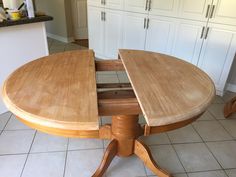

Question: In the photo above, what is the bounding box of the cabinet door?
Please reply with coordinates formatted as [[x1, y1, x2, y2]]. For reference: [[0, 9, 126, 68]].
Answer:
[[179, 0, 213, 21], [122, 12, 147, 50], [145, 15, 176, 55], [171, 20, 205, 65], [198, 24, 236, 93], [87, 0, 102, 7], [124, 0, 149, 14], [105, 0, 124, 10], [104, 10, 123, 58], [149, 0, 180, 17], [210, 0, 236, 26], [88, 6, 104, 57]]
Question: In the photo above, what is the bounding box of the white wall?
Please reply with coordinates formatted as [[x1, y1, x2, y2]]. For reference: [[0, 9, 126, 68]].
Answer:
[[35, 0, 74, 42]]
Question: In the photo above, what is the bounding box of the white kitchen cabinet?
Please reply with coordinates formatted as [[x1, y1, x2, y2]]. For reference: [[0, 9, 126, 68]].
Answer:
[[145, 15, 176, 55], [178, 0, 213, 21], [106, 0, 124, 10], [87, 0, 103, 7], [210, 0, 236, 26], [88, 6, 123, 58], [171, 20, 205, 65], [149, 0, 180, 17], [104, 9, 123, 58], [88, 6, 104, 57], [122, 12, 147, 50], [124, 0, 149, 14], [198, 24, 236, 94]]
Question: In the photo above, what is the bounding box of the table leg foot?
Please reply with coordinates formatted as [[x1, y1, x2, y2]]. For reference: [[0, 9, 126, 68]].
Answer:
[[92, 139, 118, 177], [224, 97, 236, 118], [134, 140, 172, 177]]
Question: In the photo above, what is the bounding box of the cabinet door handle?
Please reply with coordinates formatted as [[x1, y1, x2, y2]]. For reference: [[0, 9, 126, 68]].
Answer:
[[145, 0, 149, 11], [144, 18, 147, 29], [205, 5, 210, 18], [104, 12, 106, 21], [147, 18, 150, 29], [205, 27, 210, 39], [104, 0, 106, 5], [101, 11, 103, 21], [200, 26, 205, 39], [148, 0, 151, 11], [101, 0, 103, 5], [210, 5, 215, 18]]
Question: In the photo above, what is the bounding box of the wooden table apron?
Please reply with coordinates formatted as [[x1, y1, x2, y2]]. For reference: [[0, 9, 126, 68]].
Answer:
[[2, 50, 215, 177]]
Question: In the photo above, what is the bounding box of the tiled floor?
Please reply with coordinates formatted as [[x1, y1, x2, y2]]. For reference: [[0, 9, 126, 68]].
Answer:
[[1, 38, 236, 177]]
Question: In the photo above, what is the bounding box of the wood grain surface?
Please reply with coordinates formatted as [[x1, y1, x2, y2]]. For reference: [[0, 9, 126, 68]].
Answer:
[[2, 50, 99, 130], [119, 50, 215, 126]]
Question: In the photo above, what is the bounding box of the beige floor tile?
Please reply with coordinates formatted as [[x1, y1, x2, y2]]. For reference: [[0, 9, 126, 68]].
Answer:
[[148, 173, 187, 177], [174, 143, 221, 172], [97, 74, 119, 83], [5, 115, 32, 130], [225, 169, 236, 177], [206, 141, 236, 169], [68, 138, 103, 150], [168, 125, 202, 143], [0, 154, 27, 177], [146, 145, 185, 175], [193, 121, 233, 141], [22, 152, 66, 177], [188, 170, 227, 177], [223, 92, 236, 102], [139, 133, 170, 145], [213, 96, 224, 104], [0, 112, 11, 130], [208, 104, 236, 120], [65, 149, 104, 177], [106, 156, 146, 177], [31, 132, 68, 153], [197, 111, 215, 121], [219, 119, 236, 139], [0, 130, 35, 155]]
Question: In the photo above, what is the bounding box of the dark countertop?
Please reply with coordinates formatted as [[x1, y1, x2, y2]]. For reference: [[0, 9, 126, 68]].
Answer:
[[0, 15, 53, 28]]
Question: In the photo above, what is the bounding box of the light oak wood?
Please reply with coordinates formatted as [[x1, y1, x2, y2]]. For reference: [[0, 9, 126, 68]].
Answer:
[[95, 60, 125, 71], [134, 140, 172, 177], [224, 96, 236, 118], [92, 139, 118, 177], [2, 50, 99, 131], [119, 49, 215, 127]]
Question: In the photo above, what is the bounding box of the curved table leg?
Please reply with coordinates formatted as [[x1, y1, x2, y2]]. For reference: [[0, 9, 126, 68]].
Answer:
[[92, 139, 118, 177], [134, 140, 172, 177], [224, 96, 236, 118]]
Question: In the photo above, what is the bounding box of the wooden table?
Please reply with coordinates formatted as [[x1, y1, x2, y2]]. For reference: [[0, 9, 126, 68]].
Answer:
[[2, 50, 215, 177]]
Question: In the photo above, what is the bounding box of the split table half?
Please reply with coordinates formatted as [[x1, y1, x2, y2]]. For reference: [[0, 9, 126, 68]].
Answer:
[[2, 50, 215, 177]]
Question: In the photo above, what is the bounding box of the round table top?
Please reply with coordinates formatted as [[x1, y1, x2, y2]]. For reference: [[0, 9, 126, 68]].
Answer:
[[2, 50, 216, 134]]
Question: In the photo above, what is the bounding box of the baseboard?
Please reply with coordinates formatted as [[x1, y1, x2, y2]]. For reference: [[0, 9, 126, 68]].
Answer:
[[226, 83, 236, 93], [47, 33, 74, 43]]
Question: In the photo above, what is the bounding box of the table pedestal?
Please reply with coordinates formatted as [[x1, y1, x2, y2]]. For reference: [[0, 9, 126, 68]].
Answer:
[[92, 115, 172, 177]]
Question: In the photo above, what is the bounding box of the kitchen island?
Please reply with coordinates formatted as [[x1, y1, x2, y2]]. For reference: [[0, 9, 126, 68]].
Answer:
[[0, 15, 52, 114]]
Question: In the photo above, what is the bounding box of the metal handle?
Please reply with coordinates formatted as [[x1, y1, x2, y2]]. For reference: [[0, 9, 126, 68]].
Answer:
[[104, 0, 106, 5], [101, 11, 103, 21], [205, 5, 210, 18], [210, 5, 215, 18], [101, 0, 103, 5], [205, 27, 210, 39], [147, 18, 150, 29], [145, 0, 148, 11], [144, 18, 147, 29], [104, 12, 106, 21], [148, 0, 151, 11], [200, 26, 205, 39]]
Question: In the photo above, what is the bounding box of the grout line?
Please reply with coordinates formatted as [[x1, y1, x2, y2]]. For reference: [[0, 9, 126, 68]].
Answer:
[[62, 138, 69, 177], [20, 130, 37, 177], [166, 133, 189, 177], [0, 113, 13, 136]]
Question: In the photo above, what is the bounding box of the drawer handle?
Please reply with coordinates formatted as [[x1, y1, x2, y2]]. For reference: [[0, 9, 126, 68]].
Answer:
[[200, 26, 205, 39], [205, 27, 210, 39], [144, 18, 147, 29], [145, 0, 149, 11], [210, 5, 215, 18]]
